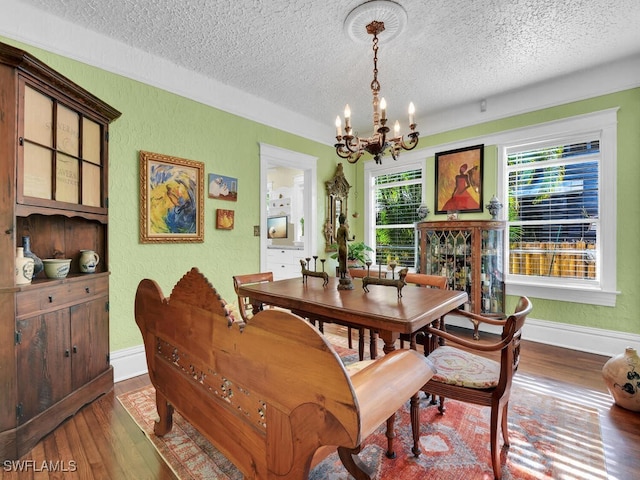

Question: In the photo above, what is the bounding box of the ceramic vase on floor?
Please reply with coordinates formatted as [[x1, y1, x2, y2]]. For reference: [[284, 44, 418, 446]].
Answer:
[[602, 346, 640, 412]]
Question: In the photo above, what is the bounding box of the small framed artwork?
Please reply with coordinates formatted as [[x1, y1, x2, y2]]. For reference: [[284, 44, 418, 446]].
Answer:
[[435, 144, 484, 214], [216, 209, 235, 230], [208, 173, 238, 201], [266, 215, 288, 239], [139, 151, 204, 243]]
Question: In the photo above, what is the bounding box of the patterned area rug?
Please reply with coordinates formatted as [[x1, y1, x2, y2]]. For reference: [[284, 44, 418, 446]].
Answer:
[[118, 338, 608, 479]]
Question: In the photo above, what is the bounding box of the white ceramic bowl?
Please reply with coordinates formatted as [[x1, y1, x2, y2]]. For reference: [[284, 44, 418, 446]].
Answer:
[[42, 259, 71, 279]]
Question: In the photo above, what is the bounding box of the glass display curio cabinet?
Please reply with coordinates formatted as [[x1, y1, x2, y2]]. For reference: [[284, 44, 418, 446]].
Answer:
[[416, 220, 506, 338]]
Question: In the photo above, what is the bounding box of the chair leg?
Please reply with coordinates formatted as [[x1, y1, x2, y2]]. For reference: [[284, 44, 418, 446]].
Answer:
[[410, 393, 421, 456], [385, 414, 396, 459], [490, 402, 507, 480], [501, 401, 510, 447], [369, 329, 378, 359], [358, 327, 365, 361]]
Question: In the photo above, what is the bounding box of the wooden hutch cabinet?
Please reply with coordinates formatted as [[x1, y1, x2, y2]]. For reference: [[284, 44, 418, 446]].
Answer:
[[0, 42, 121, 460], [416, 220, 506, 337]]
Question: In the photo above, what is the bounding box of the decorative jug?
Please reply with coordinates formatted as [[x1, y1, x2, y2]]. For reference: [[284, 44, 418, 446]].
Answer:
[[602, 346, 640, 411], [22, 235, 43, 279], [79, 250, 100, 273], [15, 247, 35, 285]]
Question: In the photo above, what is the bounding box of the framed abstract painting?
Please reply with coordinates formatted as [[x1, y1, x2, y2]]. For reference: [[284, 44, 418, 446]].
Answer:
[[435, 144, 484, 214], [139, 150, 204, 243]]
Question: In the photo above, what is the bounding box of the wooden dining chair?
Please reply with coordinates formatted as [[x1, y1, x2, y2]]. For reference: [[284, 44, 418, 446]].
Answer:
[[232, 272, 275, 322], [400, 273, 449, 350], [423, 296, 532, 480]]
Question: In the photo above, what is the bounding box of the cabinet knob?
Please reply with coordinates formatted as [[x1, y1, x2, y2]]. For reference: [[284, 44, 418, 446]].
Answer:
[[65, 349, 70, 357], [73, 345, 78, 354], [85, 287, 91, 294], [48, 295, 54, 303]]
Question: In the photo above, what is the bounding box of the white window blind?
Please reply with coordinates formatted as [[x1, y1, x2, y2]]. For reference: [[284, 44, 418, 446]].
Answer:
[[506, 138, 600, 283], [371, 167, 423, 268]]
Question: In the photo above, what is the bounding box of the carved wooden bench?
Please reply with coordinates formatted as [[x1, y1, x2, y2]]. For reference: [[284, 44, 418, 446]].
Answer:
[[135, 268, 435, 480]]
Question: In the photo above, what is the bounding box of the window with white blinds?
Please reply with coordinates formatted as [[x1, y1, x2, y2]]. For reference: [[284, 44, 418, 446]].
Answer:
[[497, 109, 617, 306], [507, 139, 600, 283], [368, 164, 424, 268]]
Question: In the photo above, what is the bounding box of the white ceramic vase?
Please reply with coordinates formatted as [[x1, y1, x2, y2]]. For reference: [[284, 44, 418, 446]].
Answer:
[[15, 247, 34, 285], [602, 346, 640, 412]]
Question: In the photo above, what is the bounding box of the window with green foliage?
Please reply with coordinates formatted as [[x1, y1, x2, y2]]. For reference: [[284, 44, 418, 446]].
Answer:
[[507, 139, 600, 282], [365, 161, 424, 269], [497, 108, 617, 306]]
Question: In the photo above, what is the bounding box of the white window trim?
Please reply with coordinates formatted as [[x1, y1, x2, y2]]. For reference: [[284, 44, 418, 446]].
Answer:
[[362, 108, 618, 306], [364, 149, 427, 268], [497, 108, 619, 306]]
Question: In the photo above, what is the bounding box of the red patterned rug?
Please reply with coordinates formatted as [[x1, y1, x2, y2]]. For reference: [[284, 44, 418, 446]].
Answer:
[[118, 344, 608, 479]]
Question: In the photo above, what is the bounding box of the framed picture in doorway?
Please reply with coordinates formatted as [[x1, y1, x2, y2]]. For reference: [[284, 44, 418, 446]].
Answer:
[[435, 144, 484, 214], [139, 150, 204, 243]]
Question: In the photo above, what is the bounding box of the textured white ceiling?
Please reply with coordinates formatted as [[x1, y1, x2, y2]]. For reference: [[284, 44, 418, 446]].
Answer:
[[17, 0, 640, 135]]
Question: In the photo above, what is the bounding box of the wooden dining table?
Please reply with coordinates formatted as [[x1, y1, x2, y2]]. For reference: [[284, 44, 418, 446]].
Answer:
[[237, 275, 468, 458]]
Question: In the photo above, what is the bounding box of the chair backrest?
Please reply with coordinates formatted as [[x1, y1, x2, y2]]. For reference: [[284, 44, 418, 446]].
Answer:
[[502, 297, 533, 374], [498, 296, 532, 392], [348, 268, 389, 279], [232, 272, 274, 321], [404, 273, 448, 290]]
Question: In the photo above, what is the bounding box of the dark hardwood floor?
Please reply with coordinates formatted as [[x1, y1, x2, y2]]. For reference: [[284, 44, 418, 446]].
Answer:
[[3, 325, 639, 479]]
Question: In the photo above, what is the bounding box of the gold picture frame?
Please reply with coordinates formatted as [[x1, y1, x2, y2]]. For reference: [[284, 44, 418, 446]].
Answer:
[[139, 150, 204, 243]]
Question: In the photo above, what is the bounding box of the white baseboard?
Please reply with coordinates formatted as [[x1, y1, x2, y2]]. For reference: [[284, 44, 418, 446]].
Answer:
[[110, 344, 148, 383], [110, 318, 640, 382], [445, 314, 640, 357]]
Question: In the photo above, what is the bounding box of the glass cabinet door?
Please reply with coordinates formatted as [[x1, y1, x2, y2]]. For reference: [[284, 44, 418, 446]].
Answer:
[[423, 229, 472, 294], [21, 83, 104, 209], [481, 227, 505, 315]]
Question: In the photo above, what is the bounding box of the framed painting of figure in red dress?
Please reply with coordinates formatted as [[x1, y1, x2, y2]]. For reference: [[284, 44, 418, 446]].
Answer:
[[435, 144, 484, 214]]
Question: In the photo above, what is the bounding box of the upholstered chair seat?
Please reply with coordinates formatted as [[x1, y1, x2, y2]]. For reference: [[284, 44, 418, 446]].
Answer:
[[428, 345, 500, 389]]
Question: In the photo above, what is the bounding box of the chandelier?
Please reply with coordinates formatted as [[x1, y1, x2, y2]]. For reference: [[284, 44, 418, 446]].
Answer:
[[334, 20, 419, 165]]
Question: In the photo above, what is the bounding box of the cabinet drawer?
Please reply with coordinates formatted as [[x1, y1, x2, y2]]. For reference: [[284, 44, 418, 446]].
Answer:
[[16, 276, 108, 317], [267, 249, 306, 266]]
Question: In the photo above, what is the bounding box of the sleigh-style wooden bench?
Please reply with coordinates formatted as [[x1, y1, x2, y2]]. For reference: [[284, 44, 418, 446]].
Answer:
[[135, 268, 435, 479]]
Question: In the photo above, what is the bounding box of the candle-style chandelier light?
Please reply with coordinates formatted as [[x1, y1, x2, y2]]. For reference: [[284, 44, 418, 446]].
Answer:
[[334, 20, 419, 165]]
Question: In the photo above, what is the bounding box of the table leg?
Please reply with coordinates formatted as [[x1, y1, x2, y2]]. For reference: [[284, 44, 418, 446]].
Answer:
[[377, 331, 400, 457], [378, 331, 399, 356]]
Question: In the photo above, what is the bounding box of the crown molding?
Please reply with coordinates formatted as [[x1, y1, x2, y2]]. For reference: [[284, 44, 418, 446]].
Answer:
[[2, 0, 639, 145]]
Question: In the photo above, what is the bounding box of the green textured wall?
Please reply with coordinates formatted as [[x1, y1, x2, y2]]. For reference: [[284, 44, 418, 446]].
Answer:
[[354, 89, 640, 335], [1, 37, 338, 351], [4, 36, 639, 352]]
